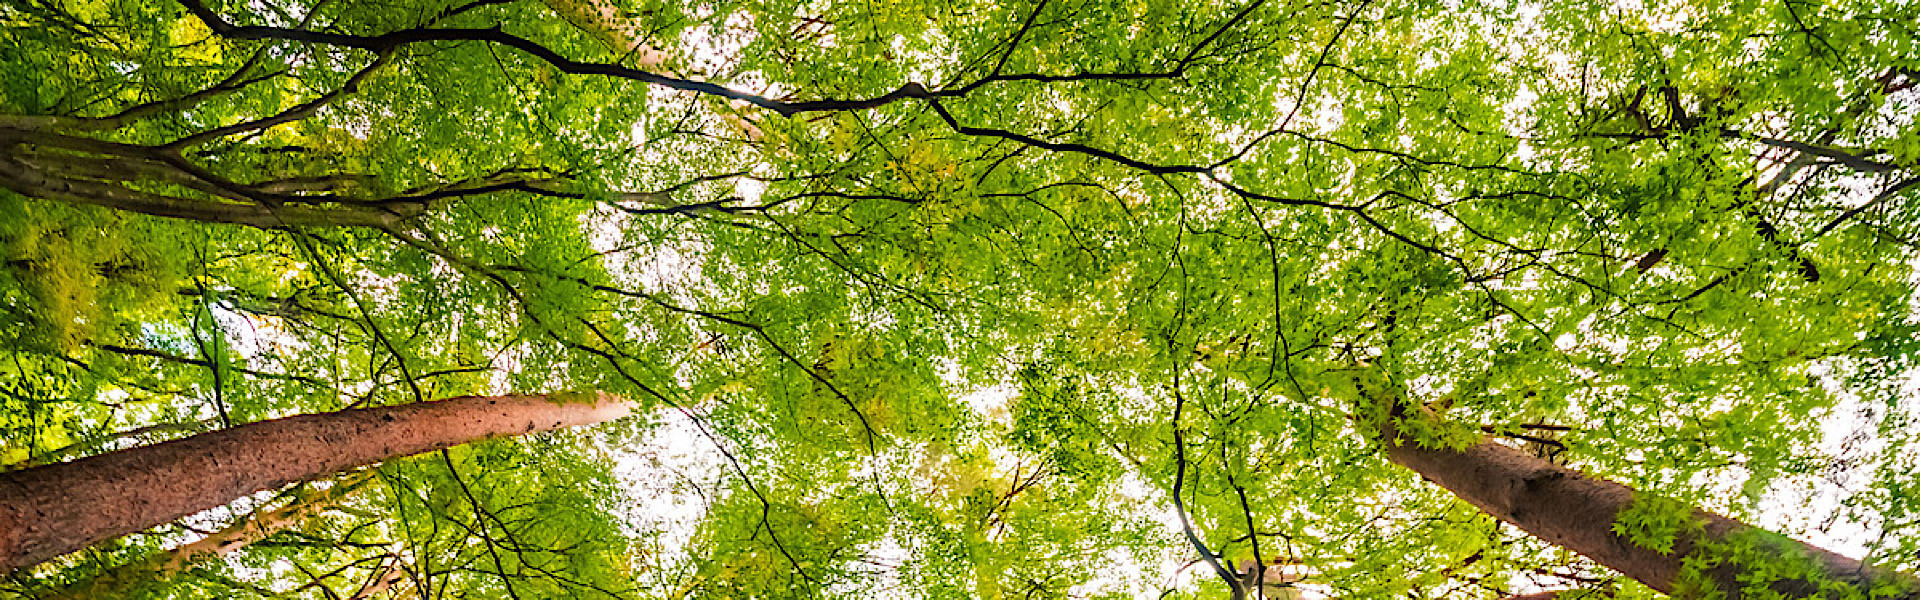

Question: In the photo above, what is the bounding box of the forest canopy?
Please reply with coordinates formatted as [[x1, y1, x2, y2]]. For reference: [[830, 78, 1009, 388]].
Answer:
[[1, 0, 1919, 598]]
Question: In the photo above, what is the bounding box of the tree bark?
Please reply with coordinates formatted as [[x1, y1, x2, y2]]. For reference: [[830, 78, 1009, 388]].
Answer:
[[43, 471, 373, 600], [1375, 408, 1920, 599], [0, 392, 632, 574]]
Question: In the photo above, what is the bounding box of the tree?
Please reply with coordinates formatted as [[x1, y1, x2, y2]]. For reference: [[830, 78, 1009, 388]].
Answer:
[[0, 392, 632, 573], [1, 0, 1917, 598], [41, 469, 375, 600], [1360, 376, 1920, 598]]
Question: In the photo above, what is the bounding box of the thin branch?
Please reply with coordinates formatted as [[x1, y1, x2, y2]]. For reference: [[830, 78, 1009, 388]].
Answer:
[[1807, 176, 1920, 241], [92, 342, 327, 386], [166, 53, 396, 149]]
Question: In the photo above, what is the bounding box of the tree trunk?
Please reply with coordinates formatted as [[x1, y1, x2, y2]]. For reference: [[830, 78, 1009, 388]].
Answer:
[[0, 392, 632, 574], [43, 471, 373, 600], [1375, 408, 1920, 599]]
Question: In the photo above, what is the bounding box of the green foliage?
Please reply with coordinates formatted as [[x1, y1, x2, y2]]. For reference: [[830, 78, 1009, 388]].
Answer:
[[1615, 494, 1703, 556], [3, 0, 1920, 597], [0, 197, 184, 352]]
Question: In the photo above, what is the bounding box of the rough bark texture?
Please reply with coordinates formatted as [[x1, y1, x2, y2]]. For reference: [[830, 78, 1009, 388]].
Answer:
[[0, 393, 632, 573], [44, 472, 373, 600], [1378, 409, 1920, 599]]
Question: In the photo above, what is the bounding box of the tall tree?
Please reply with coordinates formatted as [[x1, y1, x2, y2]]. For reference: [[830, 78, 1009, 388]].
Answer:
[[0, 392, 632, 573], [1357, 372, 1920, 598], [41, 470, 374, 600]]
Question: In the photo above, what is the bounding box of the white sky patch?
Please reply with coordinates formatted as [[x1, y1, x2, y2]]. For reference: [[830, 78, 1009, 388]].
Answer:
[[581, 207, 631, 268], [1755, 356, 1920, 560], [628, 229, 708, 293], [487, 342, 524, 395], [1553, 332, 1577, 352], [206, 303, 265, 361], [735, 177, 766, 204], [839, 534, 910, 597], [628, 118, 649, 146], [608, 409, 729, 563], [677, 10, 756, 78], [1503, 84, 1540, 162]]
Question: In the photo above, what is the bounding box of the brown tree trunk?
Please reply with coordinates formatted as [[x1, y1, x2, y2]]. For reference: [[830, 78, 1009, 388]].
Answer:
[[43, 471, 373, 600], [0, 393, 632, 574], [1376, 408, 1920, 599]]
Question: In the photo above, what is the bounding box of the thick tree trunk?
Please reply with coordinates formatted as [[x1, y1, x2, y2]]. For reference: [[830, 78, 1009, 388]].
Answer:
[[0, 393, 632, 574], [44, 471, 373, 600], [1376, 410, 1920, 599]]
